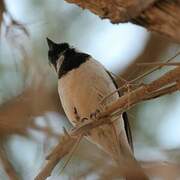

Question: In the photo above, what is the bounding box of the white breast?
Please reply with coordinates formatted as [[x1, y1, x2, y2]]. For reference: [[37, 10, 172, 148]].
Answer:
[[58, 59, 118, 121], [58, 58, 132, 159]]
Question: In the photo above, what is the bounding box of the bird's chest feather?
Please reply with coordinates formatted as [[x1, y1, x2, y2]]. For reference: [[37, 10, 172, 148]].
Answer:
[[58, 60, 119, 125], [58, 60, 130, 158]]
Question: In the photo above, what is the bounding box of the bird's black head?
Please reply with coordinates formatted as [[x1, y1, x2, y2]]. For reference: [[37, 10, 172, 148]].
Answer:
[[47, 38, 70, 71], [46, 38, 90, 78]]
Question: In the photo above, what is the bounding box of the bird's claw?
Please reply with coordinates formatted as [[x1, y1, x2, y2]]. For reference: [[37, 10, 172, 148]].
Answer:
[[81, 117, 88, 123], [90, 109, 100, 120]]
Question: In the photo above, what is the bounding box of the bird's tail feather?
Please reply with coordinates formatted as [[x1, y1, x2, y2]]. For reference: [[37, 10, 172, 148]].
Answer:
[[116, 133, 148, 180], [87, 122, 148, 179]]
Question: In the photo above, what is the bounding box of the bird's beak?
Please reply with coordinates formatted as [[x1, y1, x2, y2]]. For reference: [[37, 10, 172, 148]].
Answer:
[[46, 37, 57, 51]]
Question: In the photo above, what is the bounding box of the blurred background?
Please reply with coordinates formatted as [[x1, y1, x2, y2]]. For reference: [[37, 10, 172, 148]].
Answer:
[[0, 0, 180, 179]]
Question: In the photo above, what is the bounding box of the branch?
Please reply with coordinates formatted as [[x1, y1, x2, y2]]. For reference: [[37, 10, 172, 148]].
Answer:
[[65, 0, 180, 42], [0, 143, 19, 180], [142, 84, 178, 100], [35, 131, 77, 180], [35, 66, 180, 179], [102, 66, 180, 116], [121, 34, 174, 83]]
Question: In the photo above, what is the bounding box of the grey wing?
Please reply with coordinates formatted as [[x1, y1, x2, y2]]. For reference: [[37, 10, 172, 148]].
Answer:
[[105, 70, 133, 151]]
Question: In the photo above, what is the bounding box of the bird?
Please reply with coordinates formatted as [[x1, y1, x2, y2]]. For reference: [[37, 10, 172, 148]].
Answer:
[[46, 38, 148, 179]]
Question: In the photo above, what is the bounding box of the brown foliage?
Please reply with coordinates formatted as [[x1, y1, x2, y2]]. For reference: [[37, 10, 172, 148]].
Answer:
[[0, 83, 60, 136]]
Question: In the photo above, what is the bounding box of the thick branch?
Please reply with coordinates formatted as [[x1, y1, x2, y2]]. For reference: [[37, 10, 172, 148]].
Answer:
[[65, 0, 180, 42]]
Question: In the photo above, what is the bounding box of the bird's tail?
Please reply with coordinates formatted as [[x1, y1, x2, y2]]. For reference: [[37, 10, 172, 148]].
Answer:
[[87, 120, 148, 179], [115, 133, 148, 180]]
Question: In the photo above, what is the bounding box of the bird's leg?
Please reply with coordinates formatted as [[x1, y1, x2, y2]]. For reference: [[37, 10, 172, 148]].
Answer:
[[90, 109, 101, 120], [73, 107, 89, 123], [73, 107, 81, 122], [73, 108, 90, 135], [71, 116, 90, 135], [79, 117, 91, 136], [80, 117, 88, 123]]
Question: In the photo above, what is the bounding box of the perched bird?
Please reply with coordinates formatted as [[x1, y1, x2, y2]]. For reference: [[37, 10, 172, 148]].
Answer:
[[47, 38, 147, 179]]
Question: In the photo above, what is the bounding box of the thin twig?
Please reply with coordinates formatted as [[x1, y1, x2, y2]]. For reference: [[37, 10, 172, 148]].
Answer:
[[142, 84, 179, 100], [130, 51, 180, 84], [59, 134, 83, 173], [101, 51, 180, 105], [137, 62, 180, 66], [35, 132, 77, 180]]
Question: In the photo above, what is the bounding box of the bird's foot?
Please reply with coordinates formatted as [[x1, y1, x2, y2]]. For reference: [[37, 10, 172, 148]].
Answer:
[[80, 117, 88, 123], [90, 109, 100, 120]]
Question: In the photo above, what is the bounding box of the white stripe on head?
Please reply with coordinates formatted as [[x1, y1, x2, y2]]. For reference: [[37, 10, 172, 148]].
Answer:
[[56, 55, 64, 73]]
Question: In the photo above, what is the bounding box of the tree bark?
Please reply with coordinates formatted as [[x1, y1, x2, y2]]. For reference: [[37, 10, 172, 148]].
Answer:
[[65, 0, 180, 43]]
